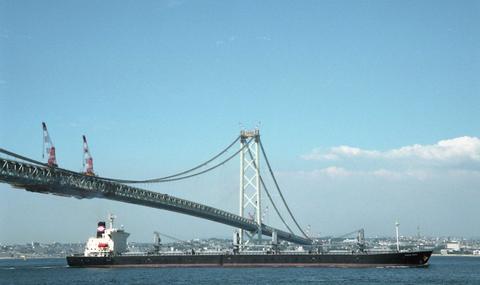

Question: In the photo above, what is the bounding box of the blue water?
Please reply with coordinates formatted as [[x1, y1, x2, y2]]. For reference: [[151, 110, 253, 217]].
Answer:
[[1, 256, 480, 285]]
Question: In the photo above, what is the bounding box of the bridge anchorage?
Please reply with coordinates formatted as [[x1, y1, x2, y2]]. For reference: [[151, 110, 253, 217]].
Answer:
[[0, 124, 312, 248]]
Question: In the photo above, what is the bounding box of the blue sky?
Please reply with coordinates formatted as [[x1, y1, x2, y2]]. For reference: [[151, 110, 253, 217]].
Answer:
[[0, 0, 479, 243]]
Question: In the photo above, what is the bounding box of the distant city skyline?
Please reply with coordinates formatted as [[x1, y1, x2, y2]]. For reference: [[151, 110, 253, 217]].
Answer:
[[1, 0, 479, 243]]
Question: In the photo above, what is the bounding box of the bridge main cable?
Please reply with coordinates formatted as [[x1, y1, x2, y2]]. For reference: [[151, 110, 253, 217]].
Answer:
[[244, 146, 295, 235], [259, 139, 311, 240], [0, 136, 241, 184], [96, 136, 241, 184], [0, 148, 50, 167]]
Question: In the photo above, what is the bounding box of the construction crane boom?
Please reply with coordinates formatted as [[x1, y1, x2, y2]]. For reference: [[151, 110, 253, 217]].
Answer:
[[42, 122, 58, 167], [82, 135, 95, 176]]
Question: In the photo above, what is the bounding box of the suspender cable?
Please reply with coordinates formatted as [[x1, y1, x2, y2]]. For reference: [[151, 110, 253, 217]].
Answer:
[[259, 139, 311, 240]]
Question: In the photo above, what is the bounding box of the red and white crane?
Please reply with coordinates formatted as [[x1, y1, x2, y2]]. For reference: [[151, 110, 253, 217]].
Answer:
[[42, 122, 58, 167], [83, 135, 95, 176]]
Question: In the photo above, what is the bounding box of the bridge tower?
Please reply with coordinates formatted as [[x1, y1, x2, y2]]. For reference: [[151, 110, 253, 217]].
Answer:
[[238, 129, 262, 248]]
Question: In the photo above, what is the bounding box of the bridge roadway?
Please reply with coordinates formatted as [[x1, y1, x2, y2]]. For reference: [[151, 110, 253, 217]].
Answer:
[[0, 157, 312, 245]]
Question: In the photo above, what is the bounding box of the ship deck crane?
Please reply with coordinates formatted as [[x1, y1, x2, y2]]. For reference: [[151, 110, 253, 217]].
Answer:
[[331, 228, 366, 252]]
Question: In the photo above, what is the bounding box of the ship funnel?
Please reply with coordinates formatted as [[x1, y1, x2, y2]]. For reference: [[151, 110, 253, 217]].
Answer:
[[97, 221, 106, 238]]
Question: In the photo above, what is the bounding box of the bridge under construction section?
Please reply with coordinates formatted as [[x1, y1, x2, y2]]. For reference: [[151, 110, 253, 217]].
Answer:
[[0, 125, 312, 246]]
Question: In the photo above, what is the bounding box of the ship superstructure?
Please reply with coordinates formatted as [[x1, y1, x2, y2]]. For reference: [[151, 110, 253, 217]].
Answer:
[[84, 214, 129, 257]]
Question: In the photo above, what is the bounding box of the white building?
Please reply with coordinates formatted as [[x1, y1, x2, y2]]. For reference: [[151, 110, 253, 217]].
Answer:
[[446, 241, 461, 252]]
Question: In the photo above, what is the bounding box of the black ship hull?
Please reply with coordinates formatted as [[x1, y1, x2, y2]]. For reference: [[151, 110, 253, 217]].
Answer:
[[67, 250, 432, 268]]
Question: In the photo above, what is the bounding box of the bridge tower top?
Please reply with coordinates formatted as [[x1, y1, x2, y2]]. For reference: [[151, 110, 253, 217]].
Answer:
[[240, 129, 259, 140]]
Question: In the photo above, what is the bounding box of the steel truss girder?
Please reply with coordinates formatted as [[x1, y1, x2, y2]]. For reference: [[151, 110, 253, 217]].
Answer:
[[0, 158, 311, 245]]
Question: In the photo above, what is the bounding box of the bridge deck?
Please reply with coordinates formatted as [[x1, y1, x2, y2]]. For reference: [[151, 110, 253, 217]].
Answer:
[[0, 158, 311, 245]]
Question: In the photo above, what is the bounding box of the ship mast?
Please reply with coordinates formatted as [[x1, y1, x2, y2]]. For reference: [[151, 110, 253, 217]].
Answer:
[[109, 213, 116, 229], [395, 221, 400, 252]]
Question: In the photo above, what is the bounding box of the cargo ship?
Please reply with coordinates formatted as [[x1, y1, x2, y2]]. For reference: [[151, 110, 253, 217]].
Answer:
[[67, 216, 432, 268]]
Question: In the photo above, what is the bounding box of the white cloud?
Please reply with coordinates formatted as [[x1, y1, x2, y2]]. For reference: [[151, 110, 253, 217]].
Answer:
[[281, 167, 436, 181], [303, 136, 480, 163], [318, 166, 352, 177], [386, 137, 480, 161], [371, 169, 402, 179], [293, 136, 480, 183], [302, 146, 381, 160], [284, 167, 352, 179]]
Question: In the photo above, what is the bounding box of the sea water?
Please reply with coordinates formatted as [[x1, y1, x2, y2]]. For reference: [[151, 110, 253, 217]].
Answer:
[[1, 256, 480, 285]]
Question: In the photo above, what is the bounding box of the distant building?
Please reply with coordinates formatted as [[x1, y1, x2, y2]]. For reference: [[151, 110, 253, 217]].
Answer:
[[446, 241, 461, 252]]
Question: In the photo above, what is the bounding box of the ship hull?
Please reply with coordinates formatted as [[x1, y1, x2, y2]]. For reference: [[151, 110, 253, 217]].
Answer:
[[67, 250, 432, 268]]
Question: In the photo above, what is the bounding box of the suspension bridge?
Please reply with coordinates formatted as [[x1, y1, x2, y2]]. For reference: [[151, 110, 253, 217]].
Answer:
[[0, 126, 312, 247]]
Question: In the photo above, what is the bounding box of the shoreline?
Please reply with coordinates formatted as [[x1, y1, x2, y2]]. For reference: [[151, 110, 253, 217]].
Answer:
[[0, 256, 65, 260], [432, 254, 480, 257]]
